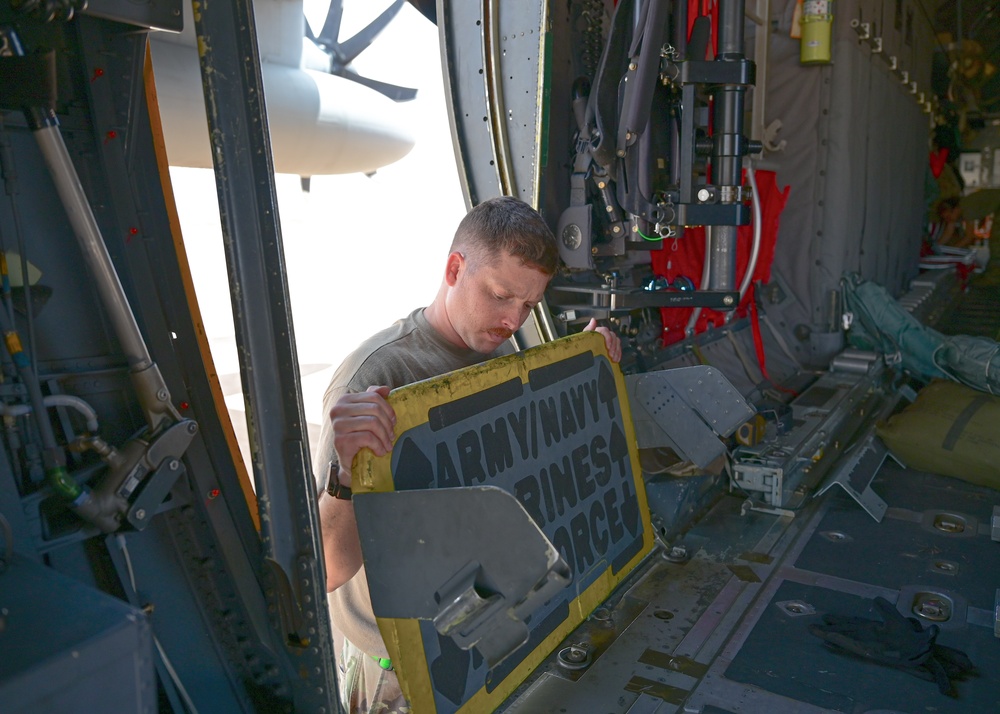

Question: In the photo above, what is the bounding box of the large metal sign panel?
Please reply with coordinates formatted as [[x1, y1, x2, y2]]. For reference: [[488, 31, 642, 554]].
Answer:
[[354, 332, 654, 712]]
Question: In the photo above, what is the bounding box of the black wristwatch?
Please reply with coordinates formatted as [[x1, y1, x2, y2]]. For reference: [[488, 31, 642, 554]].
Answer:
[[325, 461, 352, 500]]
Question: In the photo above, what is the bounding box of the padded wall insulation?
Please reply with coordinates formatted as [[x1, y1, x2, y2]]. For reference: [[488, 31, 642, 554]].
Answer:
[[764, 0, 931, 365]]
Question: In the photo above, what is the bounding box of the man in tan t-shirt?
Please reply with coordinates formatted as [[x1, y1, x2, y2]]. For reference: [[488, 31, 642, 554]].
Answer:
[[315, 197, 621, 713]]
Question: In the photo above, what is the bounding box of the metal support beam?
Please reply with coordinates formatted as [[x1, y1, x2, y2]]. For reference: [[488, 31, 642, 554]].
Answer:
[[709, 0, 748, 291], [191, 1, 339, 710]]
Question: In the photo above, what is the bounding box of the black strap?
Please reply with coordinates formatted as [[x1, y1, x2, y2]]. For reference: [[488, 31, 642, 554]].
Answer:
[[324, 461, 352, 500], [941, 394, 989, 451]]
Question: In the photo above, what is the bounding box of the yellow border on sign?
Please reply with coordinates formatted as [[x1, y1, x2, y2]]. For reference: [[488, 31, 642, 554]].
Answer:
[[356, 332, 653, 712]]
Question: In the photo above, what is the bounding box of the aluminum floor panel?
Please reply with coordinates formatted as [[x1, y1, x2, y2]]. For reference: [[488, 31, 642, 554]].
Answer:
[[504, 459, 999, 713], [723, 580, 999, 712], [795, 464, 1000, 610]]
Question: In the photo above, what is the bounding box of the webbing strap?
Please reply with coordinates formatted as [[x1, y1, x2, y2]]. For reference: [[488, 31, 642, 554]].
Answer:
[[726, 330, 762, 384], [942, 395, 989, 452], [748, 284, 797, 396]]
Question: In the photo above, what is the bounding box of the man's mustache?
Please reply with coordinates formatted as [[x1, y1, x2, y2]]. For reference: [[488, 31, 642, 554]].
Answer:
[[488, 327, 514, 339]]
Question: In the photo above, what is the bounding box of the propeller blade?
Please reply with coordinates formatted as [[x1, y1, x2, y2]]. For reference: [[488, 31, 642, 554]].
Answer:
[[338, 0, 405, 65], [337, 67, 418, 102], [317, 0, 345, 46]]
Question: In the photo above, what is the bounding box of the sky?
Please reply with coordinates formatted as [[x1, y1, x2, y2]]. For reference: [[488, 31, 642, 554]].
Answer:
[[168, 2, 466, 466]]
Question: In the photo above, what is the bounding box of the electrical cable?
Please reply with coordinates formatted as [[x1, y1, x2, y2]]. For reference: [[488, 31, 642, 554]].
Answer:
[[0, 253, 15, 328], [686, 161, 762, 336], [685, 230, 714, 334], [0, 121, 21, 372], [0, 116, 38, 379], [0, 305, 77, 499], [738, 160, 763, 302], [117, 535, 200, 714], [635, 225, 664, 242]]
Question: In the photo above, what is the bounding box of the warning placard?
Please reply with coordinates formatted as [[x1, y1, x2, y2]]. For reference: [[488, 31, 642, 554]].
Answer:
[[354, 332, 653, 712]]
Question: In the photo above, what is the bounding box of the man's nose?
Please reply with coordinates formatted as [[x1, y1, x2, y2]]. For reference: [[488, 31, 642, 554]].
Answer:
[[500, 307, 522, 330]]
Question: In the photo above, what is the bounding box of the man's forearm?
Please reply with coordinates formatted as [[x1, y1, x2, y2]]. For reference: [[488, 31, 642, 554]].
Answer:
[[319, 493, 364, 592]]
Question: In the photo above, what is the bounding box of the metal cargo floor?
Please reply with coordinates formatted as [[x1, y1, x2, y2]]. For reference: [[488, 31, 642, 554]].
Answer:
[[504, 461, 999, 713]]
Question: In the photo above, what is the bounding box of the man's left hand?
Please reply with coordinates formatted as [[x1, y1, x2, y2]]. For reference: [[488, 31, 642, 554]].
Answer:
[[583, 318, 622, 363]]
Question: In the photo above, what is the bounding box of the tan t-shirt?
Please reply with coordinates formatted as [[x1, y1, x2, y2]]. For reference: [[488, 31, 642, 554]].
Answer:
[[314, 308, 509, 657]]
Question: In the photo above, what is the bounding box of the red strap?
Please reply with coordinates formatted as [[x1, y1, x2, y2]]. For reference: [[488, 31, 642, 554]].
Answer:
[[748, 284, 797, 395], [929, 148, 949, 179]]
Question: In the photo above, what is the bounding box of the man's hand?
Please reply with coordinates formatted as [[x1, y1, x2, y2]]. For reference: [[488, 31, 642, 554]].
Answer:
[[321, 385, 395, 593], [583, 318, 623, 363], [328, 385, 396, 485]]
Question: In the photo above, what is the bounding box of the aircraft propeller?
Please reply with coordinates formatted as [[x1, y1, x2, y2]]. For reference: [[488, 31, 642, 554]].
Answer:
[[307, 0, 418, 102]]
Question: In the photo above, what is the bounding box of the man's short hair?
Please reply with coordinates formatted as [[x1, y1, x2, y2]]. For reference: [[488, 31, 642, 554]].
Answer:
[[451, 196, 559, 276]]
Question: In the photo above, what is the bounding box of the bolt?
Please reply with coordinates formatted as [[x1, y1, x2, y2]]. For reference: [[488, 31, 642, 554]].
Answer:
[[187, 422, 198, 434], [606, 205, 614, 213], [617, 149, 626, 157], [697, 188, 711, 202], [597, 181, 606, 189], [665, 544, 690, 563], [612, 225, 621, 233], [628, 63, 637, 71], [135, 509, 146, 520], [591, 607, 611, 621], [169, 460, 180, 471], [723, 295, 735, 306], [592, 247, 598, 255]]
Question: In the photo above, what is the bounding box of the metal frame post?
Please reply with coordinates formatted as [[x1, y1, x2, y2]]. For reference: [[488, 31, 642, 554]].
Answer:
[[191, 1, 339, 710]]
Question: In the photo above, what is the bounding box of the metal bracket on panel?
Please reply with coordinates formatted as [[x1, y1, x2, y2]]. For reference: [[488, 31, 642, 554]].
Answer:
[[626, 366, 755, 469], [125, 458, 186, 530], [549, 285, 741, 318], [354, 486, 572, 669], [814, 435, 899, 522], [431, 560, 530, 669]]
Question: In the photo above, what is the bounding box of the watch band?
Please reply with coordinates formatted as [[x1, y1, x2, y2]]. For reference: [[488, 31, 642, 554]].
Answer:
[[325, 461, 352, 500]]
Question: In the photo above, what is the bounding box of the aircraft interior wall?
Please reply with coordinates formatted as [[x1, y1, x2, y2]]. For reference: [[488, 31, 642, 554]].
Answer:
[[0, 11, 337, 711], [765, 0, 933, 365]]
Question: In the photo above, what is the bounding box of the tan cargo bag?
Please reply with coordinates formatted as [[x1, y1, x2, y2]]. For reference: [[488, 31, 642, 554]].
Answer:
[[876, 379, 1000, 490]]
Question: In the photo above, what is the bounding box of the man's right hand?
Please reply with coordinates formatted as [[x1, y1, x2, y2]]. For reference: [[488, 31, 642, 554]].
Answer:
[[321, 385, 395, 593], [328, 385, 396, 485]]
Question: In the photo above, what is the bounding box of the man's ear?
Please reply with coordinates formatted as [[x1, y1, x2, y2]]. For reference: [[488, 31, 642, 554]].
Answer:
[[444, 251, 464, 287]]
